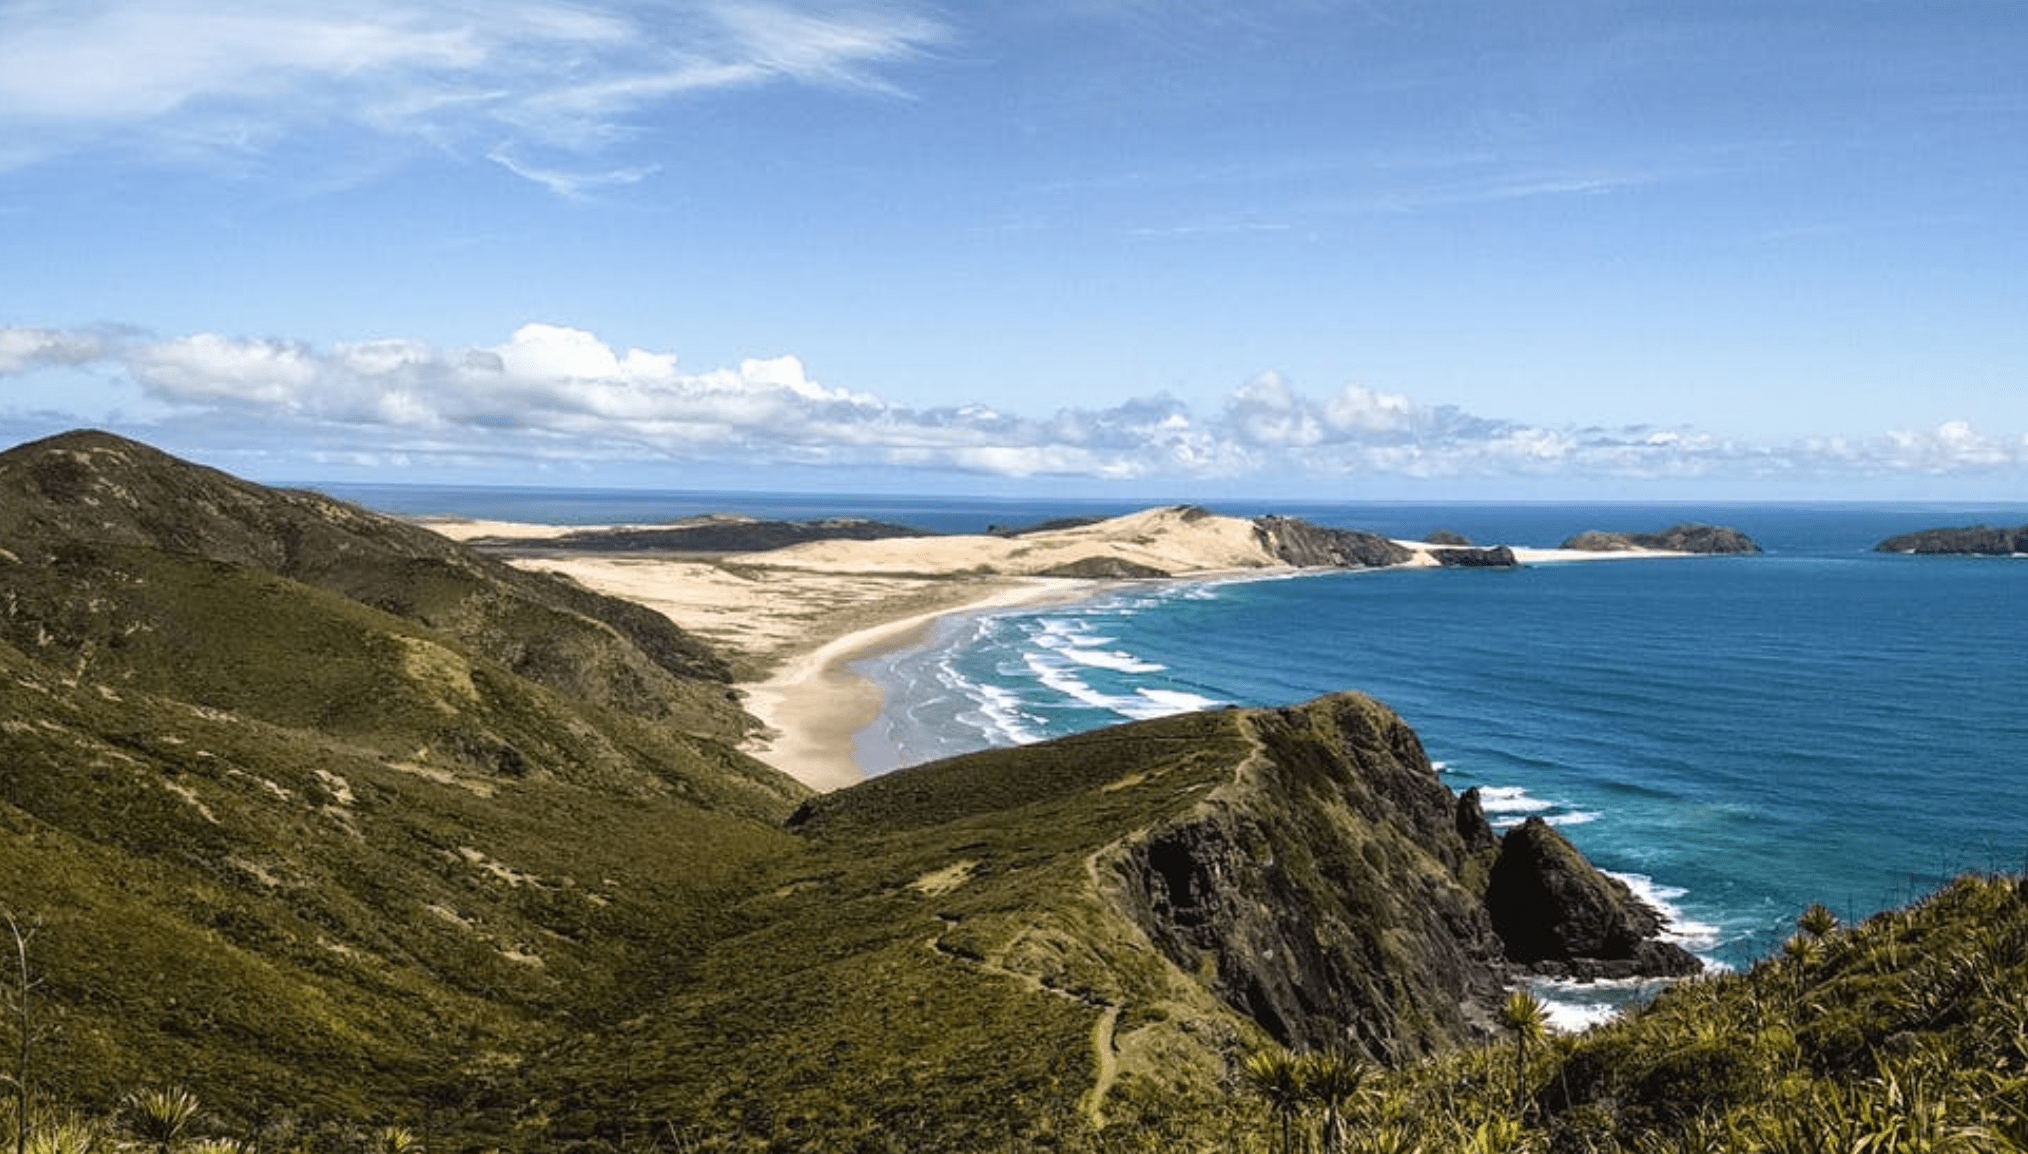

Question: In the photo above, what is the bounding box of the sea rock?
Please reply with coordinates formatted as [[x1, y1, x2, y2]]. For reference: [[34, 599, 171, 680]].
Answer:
[[1253, 515, 1415, 569], [1561, 524, 1760, 555], [1876, 524, 2028, 555], [1433, 546, 1520, 568], [1425, 529, 1474, 546], [1455, 786, 1500, 855], [1484, 817, 1702, 979]]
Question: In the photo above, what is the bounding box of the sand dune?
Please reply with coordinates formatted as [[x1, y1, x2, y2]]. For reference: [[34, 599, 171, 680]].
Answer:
[[759, 506, 1284, 576], [424, 506, 1689, 790]]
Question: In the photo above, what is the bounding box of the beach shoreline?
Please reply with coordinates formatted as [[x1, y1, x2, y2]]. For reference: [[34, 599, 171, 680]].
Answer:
[[420, 511, 1709, 792], [734, 578, 1097, 791]]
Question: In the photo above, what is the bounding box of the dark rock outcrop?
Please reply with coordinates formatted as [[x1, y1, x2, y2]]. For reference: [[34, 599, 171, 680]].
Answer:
[[1114, 695, 1508, 1057], [1485, 817, 1702, 980], [1108, 696, 1698, 1058], [1456, 786, 1500, 855], [1425, 529, 1474, 546], [1561, 524, 1760, 555], [1876, 524, 2028, 555], [1433, 546, 1520, 568], [1254, 515, 1415, 569]]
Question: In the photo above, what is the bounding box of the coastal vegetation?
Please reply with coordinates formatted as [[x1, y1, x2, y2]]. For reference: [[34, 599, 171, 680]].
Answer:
[[1, 431, 2018, 1151], [5, 872, 2025, 1151]]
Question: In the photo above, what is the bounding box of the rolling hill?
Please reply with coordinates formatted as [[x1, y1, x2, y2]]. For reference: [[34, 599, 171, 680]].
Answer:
[[0, 430, 1700, 1150]]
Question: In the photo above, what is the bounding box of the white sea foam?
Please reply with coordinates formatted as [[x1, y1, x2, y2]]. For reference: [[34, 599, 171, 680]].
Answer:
[[1536, 993, 1623, 1034], [1024, 652, 1117, 711], [1607, 870, 1723, 951], [1059, 646, 1166, 674], [1471, 784, 1603, 829], [1527, 976, 1678, 1033], [968, 682, 1043, 746], [1131, 688, 1224, 715], [1476, 785, 1553, 815], [1017, 648, 1223, 722]]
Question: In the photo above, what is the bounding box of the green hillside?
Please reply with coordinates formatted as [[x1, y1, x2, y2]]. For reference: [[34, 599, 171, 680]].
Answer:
[[5, 431, 2016, 1154], [0, 431, 807, 1145]]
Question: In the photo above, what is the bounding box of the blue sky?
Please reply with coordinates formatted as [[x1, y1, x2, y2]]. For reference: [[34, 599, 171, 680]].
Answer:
[[2, 1, 2025, 499]]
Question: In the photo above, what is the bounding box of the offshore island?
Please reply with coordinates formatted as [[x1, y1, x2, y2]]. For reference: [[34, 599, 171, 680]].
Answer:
[[1, 429, 2019, 1154]]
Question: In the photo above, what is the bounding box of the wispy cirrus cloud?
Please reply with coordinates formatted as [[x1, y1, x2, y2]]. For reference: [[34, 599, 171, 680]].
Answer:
[[5, 322, 2027, 491], [0, 0, 950, 186]]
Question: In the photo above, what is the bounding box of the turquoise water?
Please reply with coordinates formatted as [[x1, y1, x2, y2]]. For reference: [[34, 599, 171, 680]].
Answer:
[[852, 503, 2028, 993], [330, 486, 2028, 1005]]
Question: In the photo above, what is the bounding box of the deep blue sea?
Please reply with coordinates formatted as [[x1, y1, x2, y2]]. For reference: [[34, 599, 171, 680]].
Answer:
[[326, 485, 2028, 1023]]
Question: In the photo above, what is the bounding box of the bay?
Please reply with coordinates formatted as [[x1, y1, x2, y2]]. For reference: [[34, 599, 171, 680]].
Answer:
[[327, 484, 2028, 993], [854, 502, 2028, 987]]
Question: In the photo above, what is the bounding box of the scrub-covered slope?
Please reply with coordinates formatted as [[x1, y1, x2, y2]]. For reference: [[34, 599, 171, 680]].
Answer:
[[562, 694, 1693, 1149], [0, 431, 806, 1138], [0, 431, 1688, 1151]]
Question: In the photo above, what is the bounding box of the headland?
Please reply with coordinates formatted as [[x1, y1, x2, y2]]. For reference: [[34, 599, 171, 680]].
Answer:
[[424, 507, 1744, 790]]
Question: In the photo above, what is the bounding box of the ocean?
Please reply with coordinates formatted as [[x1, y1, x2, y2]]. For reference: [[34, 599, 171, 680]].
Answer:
[[327, 485, 2028, 1023]]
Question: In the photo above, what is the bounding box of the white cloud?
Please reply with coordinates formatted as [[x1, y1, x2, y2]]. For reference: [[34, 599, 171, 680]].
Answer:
[[6, 321, 2028, 490], [1222, 372, 1324, 448], [0, 2, 484, 121], [1321, 384, 1416, 435], [0, 0, 952, 184], [1881, 420, 2020, 471], [0, 327, 106, 374], [484, 149, 661, 198], [712, 2, 947, 94], [128, 334, 319, 407]]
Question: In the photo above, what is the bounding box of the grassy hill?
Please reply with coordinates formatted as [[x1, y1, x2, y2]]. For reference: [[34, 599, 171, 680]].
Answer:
[[4, 431, 2016, 1153], [550, 695, 1521, 1149], [0, 431, 808, 1145]]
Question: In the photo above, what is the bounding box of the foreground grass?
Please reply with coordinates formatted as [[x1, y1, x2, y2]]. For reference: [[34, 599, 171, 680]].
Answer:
[[7, 873, 2024, 1152]]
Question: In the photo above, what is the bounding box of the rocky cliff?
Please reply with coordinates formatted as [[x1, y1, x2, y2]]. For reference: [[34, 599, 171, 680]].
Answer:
[[1253, 514, 1416, 568], [742, 690, 1698, 1148], [1106, 695, 1510, 1058], [1103, 697, 1696, 1057]]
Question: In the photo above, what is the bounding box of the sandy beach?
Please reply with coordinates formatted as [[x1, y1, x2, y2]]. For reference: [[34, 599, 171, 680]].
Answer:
[[426, 509, 1692, 791], [733, 579, 1091, 791]]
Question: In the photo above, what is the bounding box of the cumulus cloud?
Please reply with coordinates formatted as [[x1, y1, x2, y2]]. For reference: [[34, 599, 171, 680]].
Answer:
[[1880, 420, 2021, 472], [0, 0, 951, 184], [0, 327, 107, 374], [5, 321, 2027, 490], [129, 334, 320, 407]]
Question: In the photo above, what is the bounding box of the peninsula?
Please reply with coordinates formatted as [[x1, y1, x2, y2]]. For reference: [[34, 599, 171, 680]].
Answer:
[[430, 508, 1756, 789]]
